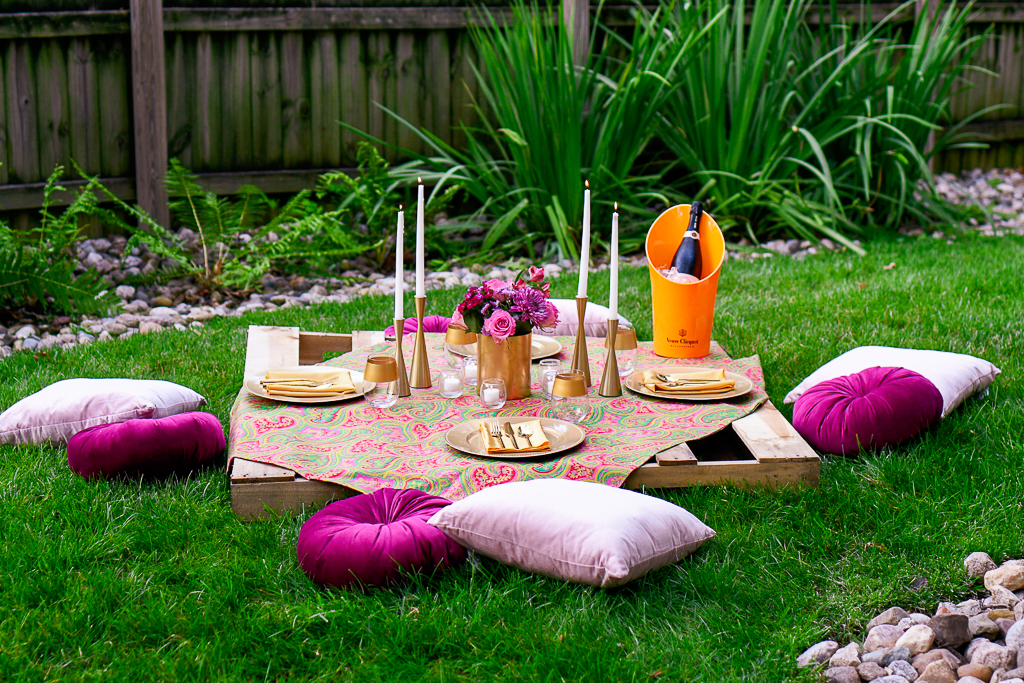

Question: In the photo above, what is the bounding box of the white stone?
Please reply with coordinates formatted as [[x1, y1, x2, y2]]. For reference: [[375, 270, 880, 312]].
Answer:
[[1006, 620, 1024, 653], [829, 642, 861, 668], [992, 585, 1021, 607], [798, 640, 839, 668], [986, 562, 1024, 592], [970, 641, 1016, 670], [13, 325, 36, 339]]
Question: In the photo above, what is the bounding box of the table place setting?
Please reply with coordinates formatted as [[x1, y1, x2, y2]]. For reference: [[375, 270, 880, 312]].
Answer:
[[626, 367, 753, 402], [444, 416, 586, 459], [244, 367, 370, 403]]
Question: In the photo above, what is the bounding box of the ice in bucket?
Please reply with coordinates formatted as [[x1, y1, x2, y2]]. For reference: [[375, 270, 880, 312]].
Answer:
[[646, 204, 725, 358]]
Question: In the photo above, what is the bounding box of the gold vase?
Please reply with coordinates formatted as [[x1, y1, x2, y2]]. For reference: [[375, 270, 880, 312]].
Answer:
[[477, 332, 532, 400]]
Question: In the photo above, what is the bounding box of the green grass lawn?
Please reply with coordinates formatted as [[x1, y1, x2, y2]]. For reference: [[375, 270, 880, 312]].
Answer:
[[1, 233, 1022, 682]]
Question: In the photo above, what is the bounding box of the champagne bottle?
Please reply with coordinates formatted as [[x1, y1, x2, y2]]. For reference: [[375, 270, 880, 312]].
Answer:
[[671, 201, 703, 279]]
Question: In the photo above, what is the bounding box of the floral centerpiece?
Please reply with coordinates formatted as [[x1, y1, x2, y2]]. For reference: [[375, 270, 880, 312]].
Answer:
[[453, 266, 558, 340], [452, 266, 558, 399]]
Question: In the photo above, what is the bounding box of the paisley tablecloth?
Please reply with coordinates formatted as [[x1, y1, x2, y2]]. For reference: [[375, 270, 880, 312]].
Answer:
[[228, 335, 767, 501]]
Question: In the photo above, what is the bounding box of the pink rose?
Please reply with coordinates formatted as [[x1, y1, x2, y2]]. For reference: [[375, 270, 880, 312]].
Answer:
[[483, 309, 517, 341], [483, 278, 512, 292], [451, 309, 464, 326], [527, 265, 545, 282]]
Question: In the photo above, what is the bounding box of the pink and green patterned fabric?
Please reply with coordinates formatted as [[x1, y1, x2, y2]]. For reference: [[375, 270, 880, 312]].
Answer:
[[228, 336, 767, 501]]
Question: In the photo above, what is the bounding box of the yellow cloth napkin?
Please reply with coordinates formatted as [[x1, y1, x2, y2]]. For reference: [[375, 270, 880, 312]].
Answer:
[[261, 368, 356, 397], [641, 368, 735, 394], [477, 420, 551, 454]]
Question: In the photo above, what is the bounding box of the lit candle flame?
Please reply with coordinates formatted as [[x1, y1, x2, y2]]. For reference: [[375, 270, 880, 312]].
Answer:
[[399, 205, 403, 210], [418, 177, 423, 184], [614, 202, 618, 211], [585, 179, 589, 189]]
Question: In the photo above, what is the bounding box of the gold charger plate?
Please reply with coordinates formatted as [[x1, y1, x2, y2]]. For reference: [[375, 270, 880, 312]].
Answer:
[[445, 334, 562, 361], [625, 367, 753, 402], [243, 366, 371, 404], [445, 417, 585, 459]]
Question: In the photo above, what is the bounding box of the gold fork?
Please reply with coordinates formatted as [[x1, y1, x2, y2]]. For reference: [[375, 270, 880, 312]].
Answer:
[[488, 420, 507, 448]]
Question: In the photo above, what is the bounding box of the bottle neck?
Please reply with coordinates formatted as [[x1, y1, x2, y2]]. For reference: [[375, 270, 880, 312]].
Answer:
[[683, 230, 700, 240]]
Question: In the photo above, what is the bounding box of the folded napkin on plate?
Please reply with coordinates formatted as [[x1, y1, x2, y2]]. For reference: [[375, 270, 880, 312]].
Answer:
[[477, 420, 551, 454], [641, 368, 735, 394], [261, 368, 356, 397]]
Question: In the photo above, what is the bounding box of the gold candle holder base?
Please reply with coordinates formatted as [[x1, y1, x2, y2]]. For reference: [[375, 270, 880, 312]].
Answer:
[[392, 317, 411, 397], [598, 318, 621, 397], [410, 296, 432, 388], [570, 296, 592, 386]]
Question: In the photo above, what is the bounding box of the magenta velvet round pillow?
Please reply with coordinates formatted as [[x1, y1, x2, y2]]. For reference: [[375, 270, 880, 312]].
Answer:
[[296, 488, 466, 589], [793, 366, 942, 455], [66, 412, 225, 480], [384, 315, 452, 336]]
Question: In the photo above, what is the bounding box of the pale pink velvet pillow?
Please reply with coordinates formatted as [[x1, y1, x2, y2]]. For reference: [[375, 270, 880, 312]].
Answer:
[[427, 480, 715, 588], [536, 299, 634, 338], [0, 378, 207, 446]]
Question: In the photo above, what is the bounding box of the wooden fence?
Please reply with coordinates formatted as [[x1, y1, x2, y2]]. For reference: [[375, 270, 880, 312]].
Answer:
[[1, 1, 1023, 227]]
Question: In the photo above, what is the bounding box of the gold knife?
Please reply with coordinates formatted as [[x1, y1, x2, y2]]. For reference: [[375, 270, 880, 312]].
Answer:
[[504, 422, 519, 449]]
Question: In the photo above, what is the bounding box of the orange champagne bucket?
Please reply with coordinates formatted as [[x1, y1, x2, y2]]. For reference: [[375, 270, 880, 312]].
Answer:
[[645, 204, 725, 358]]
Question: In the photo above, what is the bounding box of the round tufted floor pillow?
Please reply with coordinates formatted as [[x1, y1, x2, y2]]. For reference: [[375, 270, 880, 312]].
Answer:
[[793, 366, 943, 455], [296, 488, 466, 589], [66, 411, 225, 480], [385, 315, 452, 336]]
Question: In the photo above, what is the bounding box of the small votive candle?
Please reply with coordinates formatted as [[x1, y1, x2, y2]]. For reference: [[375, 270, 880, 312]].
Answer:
[[462, 357, 479, 388], [482, 387, 499, 403], [439, 367, 463, 398]]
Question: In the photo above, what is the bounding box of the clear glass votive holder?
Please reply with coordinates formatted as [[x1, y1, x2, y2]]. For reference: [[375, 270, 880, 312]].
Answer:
[[479, 378, 507, 410], [363, 356, 398, 409], [550, 370, 589, 425], [613, 323, 638, 379], [538, 358, 561, 400], [439, 366, 464, 398], [462, 356, 479, 390]]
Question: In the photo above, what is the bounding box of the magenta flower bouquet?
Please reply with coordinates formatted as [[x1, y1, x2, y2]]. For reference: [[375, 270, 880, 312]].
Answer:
[[454, 266, 558, 342]]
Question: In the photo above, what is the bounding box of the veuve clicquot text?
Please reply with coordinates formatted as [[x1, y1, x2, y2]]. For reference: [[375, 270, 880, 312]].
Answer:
[[671, 201, 703, 279]]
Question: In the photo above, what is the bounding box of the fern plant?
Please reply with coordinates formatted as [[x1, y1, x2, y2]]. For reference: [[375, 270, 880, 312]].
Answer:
[[318, 141, 460, 266], [0, 165, 118, 316], [88, 159, 372, 291]]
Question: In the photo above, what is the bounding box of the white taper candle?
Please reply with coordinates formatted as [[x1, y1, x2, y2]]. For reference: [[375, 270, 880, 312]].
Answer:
[[415, 179, 425, 297], [577, 180, 591, 298], [610, 202, 619, 320], [395, 207, 404, 320]]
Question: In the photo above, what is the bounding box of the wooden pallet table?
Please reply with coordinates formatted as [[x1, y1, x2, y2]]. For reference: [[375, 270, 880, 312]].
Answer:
[[230, 326, 820, 521]]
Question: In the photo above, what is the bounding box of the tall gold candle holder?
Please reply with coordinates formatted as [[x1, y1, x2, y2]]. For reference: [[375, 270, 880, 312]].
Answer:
[[598, 318, 621, 397], [570, 296, 592, 386], [391, 317, 411, 397], [410, 296, 432, 388]]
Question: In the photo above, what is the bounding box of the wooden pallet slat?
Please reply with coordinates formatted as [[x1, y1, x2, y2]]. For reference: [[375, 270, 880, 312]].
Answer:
[[730, 401, 818, 463]]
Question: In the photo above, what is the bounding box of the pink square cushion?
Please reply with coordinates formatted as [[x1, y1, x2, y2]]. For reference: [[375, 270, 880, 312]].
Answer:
[[792, 367, 943, 455], [66, 412, 225, 480], [296, 488, 466, 589]]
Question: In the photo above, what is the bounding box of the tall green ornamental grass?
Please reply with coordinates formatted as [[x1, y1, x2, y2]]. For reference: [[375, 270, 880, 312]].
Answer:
[[653, 0, 989, 246]]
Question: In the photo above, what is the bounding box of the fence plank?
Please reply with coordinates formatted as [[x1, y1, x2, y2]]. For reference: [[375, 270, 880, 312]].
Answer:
[[35, 40, 69, 180], [339, 31, 367, 165], [310, 31, 341, 168], [222, 31, 253, 168], [425, 30, 451, 146], [5, 41, 40, 183], [365, 31, 391, 159], [449, 31, 478, 151], [280, 31, 311, 168], [166, 32, 192, 167], [395, 31, 421, 157], [97, 37, 131, 177], [130, 0, 169, 227], [68, 38, 102, 176], [0, 48, 7, 185], [193, 32, 217, 170], [251, 32, 283, 168]]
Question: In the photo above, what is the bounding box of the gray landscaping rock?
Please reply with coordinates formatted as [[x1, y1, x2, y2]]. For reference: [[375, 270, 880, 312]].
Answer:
[[1003, 667, 1024, 680], [910, 614, 931, 625], [823, 666, 860, 683], [875, 677, 909, 683], [866, 625, 906, 652], [929, 613, 971, 649], [959, 600, 985, 617], [138, 321, 163, 334], [913, 649, 962, 674], [1006, 620, 1024, 653], [797, 640, 839, 667], [916, 660, 957, 683], [116, 313, 141, 328], [863, 649, 890, 665], [888, 659, 917, 681], [967, 553, 999, 578], [97, 331, 113, 342], [149, 306, 181, 319], [76, 332, 94, 344], [14, 325, 36, 339], [992, 585, 1021, 607], [106, 322, 128, 335], [884, 647, 913, 665], [972, 614, 1003, 640], [858, 661, 888, 680], [958, 677, 986, 683]]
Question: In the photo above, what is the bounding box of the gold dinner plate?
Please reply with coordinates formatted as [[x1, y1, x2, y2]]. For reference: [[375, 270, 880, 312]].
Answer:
[[243, 366, 371, 404], [445, 417, 585, 459], [625, 368, 753, 402], [445, 334, 562, 361]]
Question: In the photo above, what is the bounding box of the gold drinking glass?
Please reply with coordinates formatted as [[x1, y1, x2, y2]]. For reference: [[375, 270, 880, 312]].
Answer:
[[550, 370, 589, 424], [445, 324, 477, 368], [363, 356, 399, 409]]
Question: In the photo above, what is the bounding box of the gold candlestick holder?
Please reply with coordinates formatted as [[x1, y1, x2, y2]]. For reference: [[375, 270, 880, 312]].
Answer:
[[391, 317, 411, 397], [598, 318, 621, 397], [410, 296, 432, 388], [570, 296, 592, 386]]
